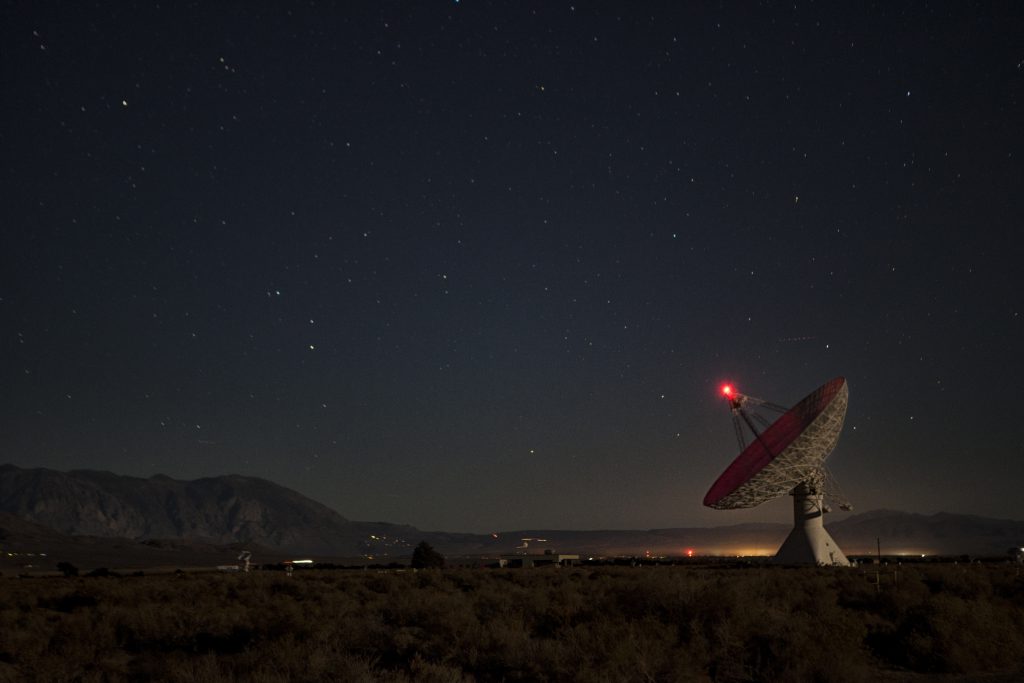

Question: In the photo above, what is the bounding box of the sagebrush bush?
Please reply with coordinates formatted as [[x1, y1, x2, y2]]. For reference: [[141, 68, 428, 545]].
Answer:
[[1, 564, 1022, 682]]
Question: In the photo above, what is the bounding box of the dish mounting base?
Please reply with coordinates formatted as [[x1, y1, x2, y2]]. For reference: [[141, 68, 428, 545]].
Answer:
[[773, 481, 850, 566]]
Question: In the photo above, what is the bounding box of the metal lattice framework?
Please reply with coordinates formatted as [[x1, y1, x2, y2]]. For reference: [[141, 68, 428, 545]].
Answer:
[[705, 379, 849, 509]]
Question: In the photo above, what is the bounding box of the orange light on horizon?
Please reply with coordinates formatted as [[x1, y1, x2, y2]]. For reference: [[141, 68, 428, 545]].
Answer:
[[686, 548, 694, 558]]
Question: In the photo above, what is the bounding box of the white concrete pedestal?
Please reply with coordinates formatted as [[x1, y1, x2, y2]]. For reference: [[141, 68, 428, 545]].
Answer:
[[773, 482, 850, 566]]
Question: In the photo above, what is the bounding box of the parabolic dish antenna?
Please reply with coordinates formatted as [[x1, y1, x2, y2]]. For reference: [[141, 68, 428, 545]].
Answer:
[[704, 377, 853, 566]]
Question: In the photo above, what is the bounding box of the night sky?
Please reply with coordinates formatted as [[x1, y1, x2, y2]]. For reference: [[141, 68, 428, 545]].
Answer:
[[3, 3, 1023, 533]]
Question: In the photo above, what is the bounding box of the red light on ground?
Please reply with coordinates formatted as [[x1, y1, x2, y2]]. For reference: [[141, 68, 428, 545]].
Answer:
[[686, 548, 694, 558], [721, 384, 734, 397]]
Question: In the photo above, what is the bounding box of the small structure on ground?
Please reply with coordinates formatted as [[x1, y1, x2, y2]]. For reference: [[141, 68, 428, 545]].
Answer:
[[498, 550, 579, 568]]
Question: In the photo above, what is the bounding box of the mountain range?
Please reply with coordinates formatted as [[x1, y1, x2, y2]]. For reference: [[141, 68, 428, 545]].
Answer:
[[0, 464, 415, 556], [2, 465, 1022, 569]]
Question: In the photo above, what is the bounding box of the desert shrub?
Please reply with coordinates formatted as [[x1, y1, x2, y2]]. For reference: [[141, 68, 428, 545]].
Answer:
[[411, 542, 446, 569], [407, 653, 473, 683], [56, 562, 79, 577], [37, 590, 98, 613], [870, 588, 1024, 674], [678, 569, 873, 682], [85, 567, 115, 578], [1, 564, 1023, 681], [267, 577, 304, 599], [921, 563, 994, 600]]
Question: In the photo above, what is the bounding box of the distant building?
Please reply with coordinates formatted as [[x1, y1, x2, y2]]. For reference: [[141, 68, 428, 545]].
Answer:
[[498, 552, 579, 568]]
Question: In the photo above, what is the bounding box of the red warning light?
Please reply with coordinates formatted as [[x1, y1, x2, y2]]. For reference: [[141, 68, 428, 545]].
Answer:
[[721, 384, 734, 397], [686, 548, 695, 558]]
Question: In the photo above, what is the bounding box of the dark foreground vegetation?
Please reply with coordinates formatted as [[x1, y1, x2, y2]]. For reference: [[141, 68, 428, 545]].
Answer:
[[1, 563, 1023, 682]]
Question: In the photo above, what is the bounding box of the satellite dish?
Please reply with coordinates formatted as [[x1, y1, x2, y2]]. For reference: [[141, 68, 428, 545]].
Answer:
[[704, 377, 852, 566]]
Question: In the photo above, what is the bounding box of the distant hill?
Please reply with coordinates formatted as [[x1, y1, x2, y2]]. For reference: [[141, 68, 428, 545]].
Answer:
[[0, 464, 416, 555], [2, 465, 1022, 560], [0, 510, 279, 573], [0, 510, 72, 545], [828, 509, 1024, 557]]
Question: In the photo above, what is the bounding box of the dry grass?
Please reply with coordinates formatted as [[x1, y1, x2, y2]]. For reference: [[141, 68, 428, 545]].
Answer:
[[0, 564, 1022, 682]]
